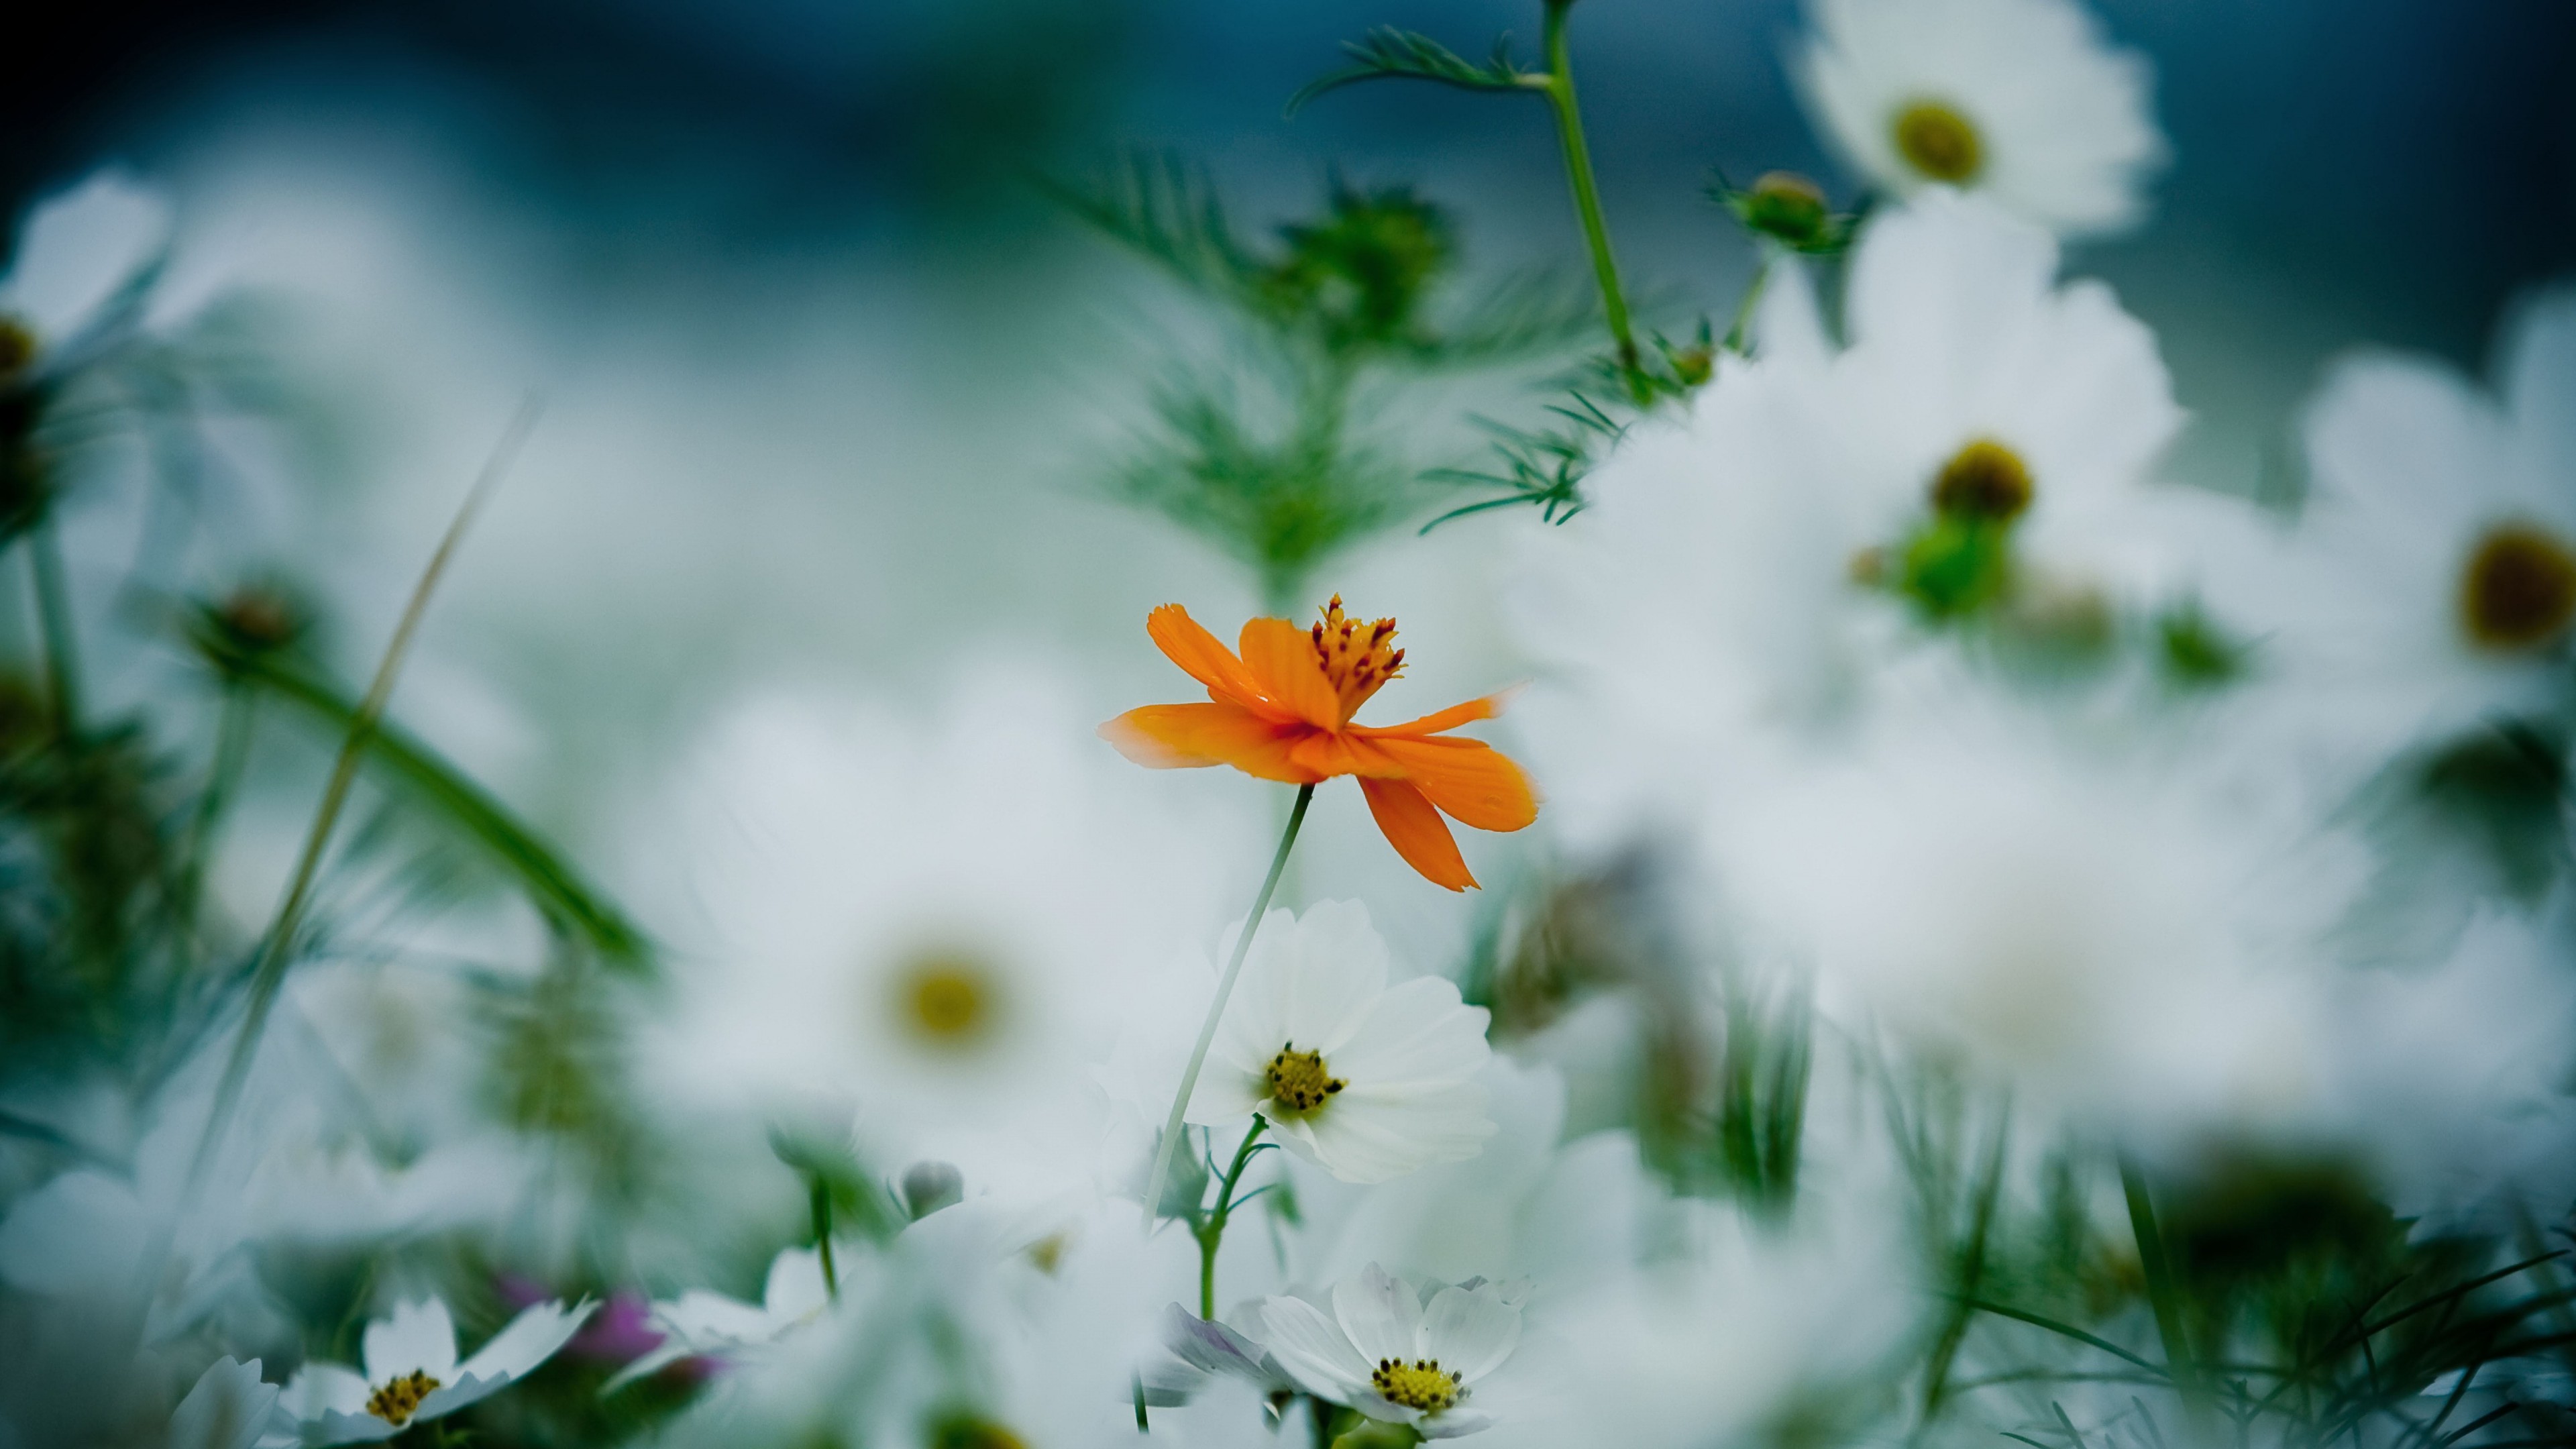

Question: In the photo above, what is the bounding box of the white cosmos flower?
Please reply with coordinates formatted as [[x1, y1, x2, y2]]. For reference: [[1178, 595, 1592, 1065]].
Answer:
[[274, 1297, 594, 1445], [1258, 1265, 1525, 1440], [2196, 288, 2576, 767], [631, 661, 1240, 1195], [604, 1243, 835, 1389], [1792, 0, 2165, 237], [1182, 901, 1495, 1185]]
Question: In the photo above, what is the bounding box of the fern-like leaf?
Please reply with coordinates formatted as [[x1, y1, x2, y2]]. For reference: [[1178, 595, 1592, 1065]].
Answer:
[[1287, 28, 1543, 115]]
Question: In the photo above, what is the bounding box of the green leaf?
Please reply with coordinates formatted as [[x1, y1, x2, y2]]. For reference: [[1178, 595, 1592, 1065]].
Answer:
[[1289, 27, 1544, 115], [1036, 152, 1258, 307], [184, 619, 651, 970]]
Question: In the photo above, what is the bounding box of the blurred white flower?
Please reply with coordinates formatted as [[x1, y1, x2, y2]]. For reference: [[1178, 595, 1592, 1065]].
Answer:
[[1717, 684, 2365, 1145], [631, 661, 1241, 1195], [1182, 901, 1495, 1185], [1792, 0, 2166, 236], [2198, 288, 2576, 765], [1259, 1264, 1525, 1439], [172, 1356, 286, 1449], [0, 169, 172, 376], [274, 1296, 592, 1444], [605, 1243, 834, 1389]]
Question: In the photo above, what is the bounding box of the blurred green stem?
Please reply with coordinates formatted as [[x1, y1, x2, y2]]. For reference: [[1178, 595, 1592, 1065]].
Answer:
[[810, 1174, 841, 1299], [28, 518, 80, 739], [1143, 783, 1314, 1227], [1537, 0, 1639, 386], [2120, 1155, 2210, 1423], [177, 683, 257, 942], [182, 400, 539, 1195], [1196, 1116, 1270, 1319]]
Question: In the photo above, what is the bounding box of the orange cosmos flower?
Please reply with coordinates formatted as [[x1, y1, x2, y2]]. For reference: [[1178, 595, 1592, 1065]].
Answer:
[[1100, 597, 1538, 891]]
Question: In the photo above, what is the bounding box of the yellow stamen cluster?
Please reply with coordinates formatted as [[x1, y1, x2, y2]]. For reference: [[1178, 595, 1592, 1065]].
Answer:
[[1265, 1041, 1346, 1117], [895, 952, 998, 1049], [1892, 100, 1984, 184], [366, 1371, 442, 1426], [1931, 438, 2034, 522], [1311, 595, 1403, 721], [2460, 521, 2576, 651], [1371, 1356, 1464, 1413]]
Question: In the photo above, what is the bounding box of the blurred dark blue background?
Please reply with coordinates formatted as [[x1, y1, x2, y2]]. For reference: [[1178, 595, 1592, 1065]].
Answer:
[[12, 0, 2576, 493]]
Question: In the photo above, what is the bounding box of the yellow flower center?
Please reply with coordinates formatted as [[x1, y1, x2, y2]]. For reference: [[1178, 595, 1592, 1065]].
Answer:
[[1892, 100, 1985, 184], [2459, 521, 2576, 651], [1264, 1041, 1346, 1117], [892, 951, 1000, 1049], [1311, 594, 1403, 721], [366, 1370, 442, 1426], [1371, 1356, 1464, 1413], [0, 317, 36, 383], [1931, 438, 2034, 522], [929, 1415, 1029, 1449]]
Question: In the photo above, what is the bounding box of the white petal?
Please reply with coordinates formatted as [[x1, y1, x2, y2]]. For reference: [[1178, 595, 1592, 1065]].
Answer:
[[453, 1297, 596, 1383], [1421, 1283, 1522, 1384], [360, 1299, 457, 1384], [276, 1363, 370, 1422], [1327, 979, 1491, 1091], [1258, 1295, 1372, 1399], [1419, 1407, 1497, 1438], [0, 170, 170, 345], [763, 1245, 831, 1323], [1333, 1264, 1423, 1366], [301, 1409, 405, 1446], [170, 1357, 282, 1449]]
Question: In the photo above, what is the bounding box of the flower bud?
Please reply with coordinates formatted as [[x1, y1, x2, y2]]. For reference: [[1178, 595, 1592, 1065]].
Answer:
[[902, 1159, 963, 1219]]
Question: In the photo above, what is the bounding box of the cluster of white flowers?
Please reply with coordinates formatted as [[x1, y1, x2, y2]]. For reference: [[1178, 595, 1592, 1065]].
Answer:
[[1, 0, 2570, 1446]]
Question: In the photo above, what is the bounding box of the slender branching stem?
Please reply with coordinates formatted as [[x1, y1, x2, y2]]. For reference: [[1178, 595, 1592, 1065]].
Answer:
[[1144, 783, 1315, 1226], [1197, 1116, 1272, 1319], [1537, 0, 1640, 386], [28, 517, 81, 740], [182, 399, 541, 1195], [2121, 1154, 2212, 1424]]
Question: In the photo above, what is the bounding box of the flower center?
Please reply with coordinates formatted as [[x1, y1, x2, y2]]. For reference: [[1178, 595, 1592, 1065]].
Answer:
[[892, 951, 1000, 1049], [1892, 100, 1984, 184], [1264, 1041, 1346, 1117], [1371, 1356, 1463, 1413], [928, 1414, 1029, 1449], [366, 1370, 442, 1426], [2459, 521, 2576, 651], [1311, 595, 1403, 722], [1931, 438, 2033, 523]]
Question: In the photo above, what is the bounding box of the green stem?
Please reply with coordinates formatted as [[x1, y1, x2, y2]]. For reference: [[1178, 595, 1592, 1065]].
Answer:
[[811, 1175, 841, 1299], [182, 400, 540, 1196], [176, 683, 257, 942], [1142, 784, 1315, 1224], [2120, 1154, 2210, 1422], [28, 518, 80, 740], [1196, 1116, 1271, 1319], [1538, 0, 1639, 386]]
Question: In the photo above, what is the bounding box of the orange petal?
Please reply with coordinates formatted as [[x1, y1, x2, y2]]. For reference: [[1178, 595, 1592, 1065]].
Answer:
[[1358, 776, 1477, 891], [1350, 691, 1511, 739], [1146, 605, 1283, 718], [1099, 705, 1320, 784], [1238, 617, 1342, 730], [1287, 729, 1403, 781], [1369, 735, 1539, 833]]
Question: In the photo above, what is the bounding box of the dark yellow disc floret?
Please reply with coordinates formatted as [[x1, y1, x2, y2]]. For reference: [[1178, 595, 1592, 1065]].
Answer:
[[1264, 1041, 1347, 1118], [1371, 1356, 1464, 1413], [2460, 521, 2576, 651], [1931, 437, 2035, 523], [366, 1370, 442, 1426], [1892, 100, 1984, 184]]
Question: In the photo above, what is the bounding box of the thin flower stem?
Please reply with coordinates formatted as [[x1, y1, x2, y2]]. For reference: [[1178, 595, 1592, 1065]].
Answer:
[[2120, 1154, 2212, 1424], [810, 1175, 841, 1299], [1197, 1116, 1271, 1319], [182, 398, 541, 1196], [176, 682, 258, 945], [1143, 783, 1315, 1226], [1539, 0, 1640, 387], [28, 517, 82, 739]]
